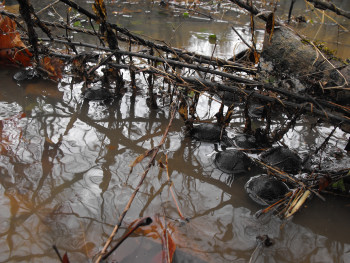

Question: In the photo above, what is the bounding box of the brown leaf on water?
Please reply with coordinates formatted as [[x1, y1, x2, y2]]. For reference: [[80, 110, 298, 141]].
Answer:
[[0, 14, 32, 66], [178, 99, 188, 121], [107, 144, 117, 150], [81, 242, 95, 258], [158, 159, 165, 169], [112, 7, 143, 15], [3, 1, 19, 14], [62, 252, 70, 263], [40, 57, 64, 80], [253, 50, 260, 64], [224, 104, 235, 126], [161, 227, 176, 263], [250, 14, 255, 36], [133, 216, 176, 263], [318, 175, 331, 191], [266, 12, 275, 43]]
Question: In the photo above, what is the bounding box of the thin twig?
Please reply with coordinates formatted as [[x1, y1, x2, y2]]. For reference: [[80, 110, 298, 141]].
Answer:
[[95, 102, 178, 263]]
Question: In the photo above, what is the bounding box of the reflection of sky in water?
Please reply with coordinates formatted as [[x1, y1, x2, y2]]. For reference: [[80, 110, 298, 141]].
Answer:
[[0, 102, 22, 119], [187, 28, 265, 58]]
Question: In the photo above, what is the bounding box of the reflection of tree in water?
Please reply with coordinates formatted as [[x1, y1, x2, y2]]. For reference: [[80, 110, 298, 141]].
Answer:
[[0, 79, 183, 261], [0, 77, 349, 262]]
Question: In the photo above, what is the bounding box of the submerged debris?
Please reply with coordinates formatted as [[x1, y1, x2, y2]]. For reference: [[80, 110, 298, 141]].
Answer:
[[256, 234, 273, 247]]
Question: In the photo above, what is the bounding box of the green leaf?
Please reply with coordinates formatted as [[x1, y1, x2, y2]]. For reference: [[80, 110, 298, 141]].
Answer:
[[209, 34, 217, 44], [131, 30, 144, 35], [73, 20, 82, 27], [183, 12, 189, 18], [331, 178, 346, 192], [188, 90, 195, 98], [131, 20, 143, 26]]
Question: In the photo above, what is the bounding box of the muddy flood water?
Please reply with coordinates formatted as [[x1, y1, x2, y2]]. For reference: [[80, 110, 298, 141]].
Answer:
[[1, 0, 350, 262]]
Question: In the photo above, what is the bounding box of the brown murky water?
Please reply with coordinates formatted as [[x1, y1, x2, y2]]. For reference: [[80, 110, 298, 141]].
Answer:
[[1, 0, 350, 262]]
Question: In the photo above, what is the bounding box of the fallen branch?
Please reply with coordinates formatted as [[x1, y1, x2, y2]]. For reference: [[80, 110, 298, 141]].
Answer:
[[306, 0, 350, 20], [56, 0, 248, 68], [32, 37, 256, 76]]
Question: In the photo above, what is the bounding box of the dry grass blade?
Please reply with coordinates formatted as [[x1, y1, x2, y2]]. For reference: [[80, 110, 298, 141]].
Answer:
[[327, 101, 350, 113], [310, 41, 349, 88], [260, 191, 292, 214], [285, 190, 311, 218], [165, 154, 185, 220], [266, 12, 275, 43]]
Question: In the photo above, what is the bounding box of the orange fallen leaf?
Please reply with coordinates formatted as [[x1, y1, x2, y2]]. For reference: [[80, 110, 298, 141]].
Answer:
[[266, 12, 275, 43], [107, 144, 117, 150], [40, 57, 64, 80], [62, 252, 70, 263], [0, 14, 32, 66], [112, 7, 143, 15], [132, 216, 176, 263], [318, 175, 331, 191]]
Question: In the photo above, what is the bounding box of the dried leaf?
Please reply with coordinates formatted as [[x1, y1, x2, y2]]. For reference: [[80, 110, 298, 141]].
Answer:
[[161, 227, 176, 263], [215, 101, 227, 126], [107, 145, 117, 150], [112, 7, 143, 15], [92, 0, 107, 23], [81, 242, 95, 258], [133, 216, 176, 263], [129, 149, 154, 168], [266, 12, 275, 42], [158, 159, 165, 169], [0, 15, 32, 66], [178, 99, 188, 121], [253, 50, 260, 64], [250, 14, 254, 36], [62, 252, 70, 263], [224, 104, 235, 126], [318, 175, 331, 191], [40, 57, 64, 80]]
